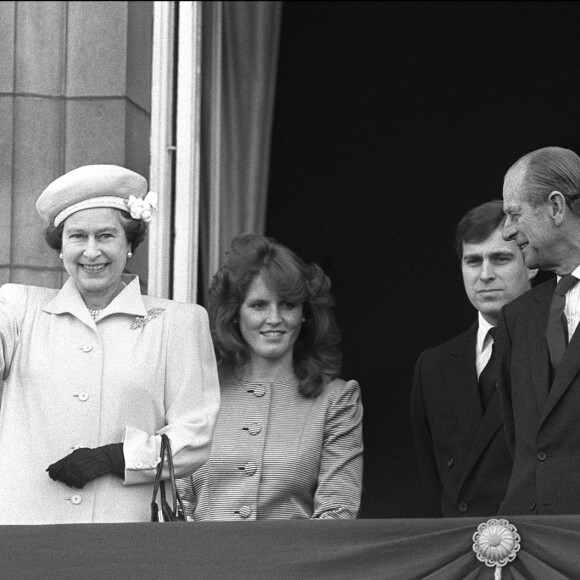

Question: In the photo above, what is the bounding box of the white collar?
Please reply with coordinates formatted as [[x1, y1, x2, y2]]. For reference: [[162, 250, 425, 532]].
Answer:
[[476, 311, 495, 355], [557, 264, 580, 282], [42, 274, 147, 327]]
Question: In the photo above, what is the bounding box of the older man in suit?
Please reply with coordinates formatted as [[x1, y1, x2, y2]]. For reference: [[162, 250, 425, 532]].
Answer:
[[411, 200, 537, 517], [499, 146, 580, 515]]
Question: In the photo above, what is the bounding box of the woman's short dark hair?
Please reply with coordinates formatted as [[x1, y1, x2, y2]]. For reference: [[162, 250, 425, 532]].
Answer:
[[44, 209, 148, 252], [454, 200, 506, 258], [209, 234, 342, 398]]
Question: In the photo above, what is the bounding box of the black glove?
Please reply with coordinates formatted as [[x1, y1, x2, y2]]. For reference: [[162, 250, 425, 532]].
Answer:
[[46, 443, 125, 489]]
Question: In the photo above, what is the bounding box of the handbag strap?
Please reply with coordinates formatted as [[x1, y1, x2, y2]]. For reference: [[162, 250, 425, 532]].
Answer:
[[163, 434, 187, 518], [152, 435, 167, 500]]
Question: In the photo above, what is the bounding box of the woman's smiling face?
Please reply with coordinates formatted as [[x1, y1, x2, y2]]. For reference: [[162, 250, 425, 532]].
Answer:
[[61, 207, 131, 302], [239, 272, 304, 365]]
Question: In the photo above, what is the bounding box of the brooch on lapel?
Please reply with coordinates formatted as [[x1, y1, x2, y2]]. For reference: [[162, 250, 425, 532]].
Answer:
[[131, 308, 165, 330]]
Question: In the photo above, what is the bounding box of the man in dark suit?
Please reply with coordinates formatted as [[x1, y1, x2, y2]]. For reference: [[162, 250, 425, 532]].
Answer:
[[499, 146, 580, 515], [411, 200, 537, 517]]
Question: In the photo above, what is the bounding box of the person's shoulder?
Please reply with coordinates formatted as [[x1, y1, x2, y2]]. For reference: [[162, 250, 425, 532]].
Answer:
[[142, 295, 209, 318], [0, 283, 58, 305], [321, 379, 363, 417], [503, 278, 554, 316], [323, 377, 361, 399], [416, 323, 476, 364]]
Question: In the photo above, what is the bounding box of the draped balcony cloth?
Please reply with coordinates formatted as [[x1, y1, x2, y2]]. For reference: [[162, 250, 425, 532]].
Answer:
[[2, 517, 580, 579]]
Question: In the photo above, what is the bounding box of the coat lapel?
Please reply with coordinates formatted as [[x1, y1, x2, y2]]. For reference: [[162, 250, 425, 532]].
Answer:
[[528, 280, 555, 410], [541, 304, 580, 423], [442, 323, 482, 445], [461, 394, 503, 483], [41, 274, 147, 329], [42, 277, 96, 328]]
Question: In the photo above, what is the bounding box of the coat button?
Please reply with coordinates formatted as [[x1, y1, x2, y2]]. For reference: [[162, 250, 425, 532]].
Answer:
[[447, 458, 454, 468], [537, 451, 547, 461], [81, 344, 93, 353], [238, 505, 251, 519], [71, 444, 86, 450], [243, 423, 262, 436], [77, 392, 89, 402], [458, 501, 468, 513], [70, 495, 82, 505], [252, 385, 267, 397], [529, 501, 537, 511], [244, 462, 257, 476], [135, 461, 144, 469]]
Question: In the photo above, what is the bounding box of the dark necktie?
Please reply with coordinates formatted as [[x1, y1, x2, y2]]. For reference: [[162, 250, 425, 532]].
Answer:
[[478, 327, 497, 413], [545, 274, 579, 369]]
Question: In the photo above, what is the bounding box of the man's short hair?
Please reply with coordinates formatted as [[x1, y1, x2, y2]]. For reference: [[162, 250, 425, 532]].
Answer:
[[454, 200, 505, 258], [508, 146, 580, 215]]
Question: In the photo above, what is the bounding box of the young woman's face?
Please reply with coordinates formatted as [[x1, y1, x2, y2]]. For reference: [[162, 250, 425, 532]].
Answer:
[[239, 273, 304, 365], [61, 207, 131, 301]]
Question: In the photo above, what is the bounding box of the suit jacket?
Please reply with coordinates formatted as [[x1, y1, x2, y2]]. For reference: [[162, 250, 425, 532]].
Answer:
[[411, 321, 512, 517], [497, 277, 580, 515], [179, 373, 364, 521]]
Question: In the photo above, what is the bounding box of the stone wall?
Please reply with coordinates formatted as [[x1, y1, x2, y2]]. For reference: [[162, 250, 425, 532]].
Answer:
[[0, 1, 152, 288]]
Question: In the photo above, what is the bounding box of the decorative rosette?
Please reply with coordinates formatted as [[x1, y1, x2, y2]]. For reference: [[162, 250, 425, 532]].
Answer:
[[473, 518, 520, 579], [126, 191, 158, 222]]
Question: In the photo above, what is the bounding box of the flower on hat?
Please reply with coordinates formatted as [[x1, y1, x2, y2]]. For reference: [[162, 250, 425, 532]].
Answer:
[[126, 191, 158, 223]]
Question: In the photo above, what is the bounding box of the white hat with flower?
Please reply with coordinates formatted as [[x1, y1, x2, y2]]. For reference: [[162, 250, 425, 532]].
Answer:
[[36, 164, 158, 226]]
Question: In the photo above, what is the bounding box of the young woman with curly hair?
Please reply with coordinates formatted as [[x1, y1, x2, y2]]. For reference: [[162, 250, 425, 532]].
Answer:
[[179, 234, 363, 520]]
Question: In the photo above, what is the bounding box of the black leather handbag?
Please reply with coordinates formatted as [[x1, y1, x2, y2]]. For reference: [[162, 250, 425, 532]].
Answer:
[[151, 433, 186, 522]]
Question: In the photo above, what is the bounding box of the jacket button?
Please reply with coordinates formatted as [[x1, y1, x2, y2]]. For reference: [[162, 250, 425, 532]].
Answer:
[[238, 505, 251, 519], [243, 423, 262, 436], [244, 462, 257, 476], [529, 502, 537, 511], [81, 344, 93, 353], [77, 392, 89, 402], [458, 501, 468, 513], [447, 458, 454, 468], [537, 451, 547, 461], [70, 495, 82, 505], [252, 385, 267, 397]]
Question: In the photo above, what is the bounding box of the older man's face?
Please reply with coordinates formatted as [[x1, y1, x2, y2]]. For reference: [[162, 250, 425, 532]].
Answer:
[[502, 171, 558, 271]]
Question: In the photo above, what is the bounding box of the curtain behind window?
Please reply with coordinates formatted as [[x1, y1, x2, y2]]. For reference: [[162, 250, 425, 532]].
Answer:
[[199, 1, 283, 305]]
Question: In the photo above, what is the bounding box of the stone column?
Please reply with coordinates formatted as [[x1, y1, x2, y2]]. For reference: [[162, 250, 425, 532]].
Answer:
[[0, 1, 152, 288]]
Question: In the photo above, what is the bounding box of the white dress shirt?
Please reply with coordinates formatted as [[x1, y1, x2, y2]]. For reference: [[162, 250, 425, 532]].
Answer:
[[562, 264, 580, 341], [476, 312, 495, 378]]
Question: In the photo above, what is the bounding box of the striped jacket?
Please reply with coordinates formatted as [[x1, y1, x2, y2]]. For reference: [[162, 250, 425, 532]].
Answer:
[[178, 373, 363, 520]]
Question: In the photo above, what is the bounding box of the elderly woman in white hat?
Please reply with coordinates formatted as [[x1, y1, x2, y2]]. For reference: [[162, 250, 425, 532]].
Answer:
[[0, 165, 220, 524]]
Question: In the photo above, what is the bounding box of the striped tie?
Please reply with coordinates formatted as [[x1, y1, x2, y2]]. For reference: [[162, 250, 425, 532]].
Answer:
[[545, 274, 579, 369]]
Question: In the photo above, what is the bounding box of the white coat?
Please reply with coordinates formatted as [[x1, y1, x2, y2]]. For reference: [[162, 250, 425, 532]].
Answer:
[[0, 274, 220, 524]]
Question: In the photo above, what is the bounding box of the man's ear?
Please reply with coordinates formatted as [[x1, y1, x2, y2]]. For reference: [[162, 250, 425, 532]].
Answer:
[[547, 190, 567, 225], [527, 267, 539, 282]]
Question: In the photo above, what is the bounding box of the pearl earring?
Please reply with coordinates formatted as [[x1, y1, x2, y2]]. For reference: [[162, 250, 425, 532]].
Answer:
[[59, 252, 63, 259], [127, 252, 132, 258]]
